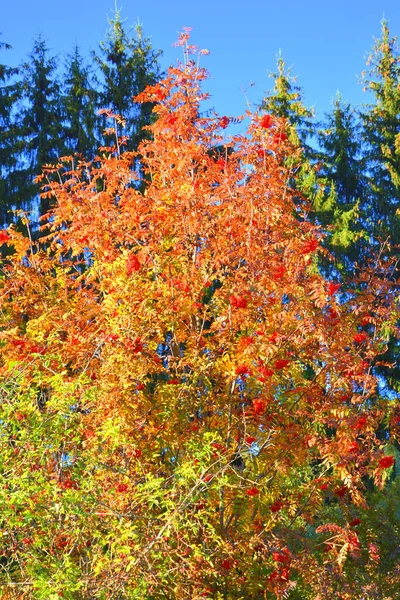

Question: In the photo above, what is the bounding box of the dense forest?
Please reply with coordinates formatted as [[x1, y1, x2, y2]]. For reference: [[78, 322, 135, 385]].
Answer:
[[0, 12, 399, 600]]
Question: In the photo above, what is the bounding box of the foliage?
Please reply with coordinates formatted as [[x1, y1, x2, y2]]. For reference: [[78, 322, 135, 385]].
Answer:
[[0, 31, 399, 600]]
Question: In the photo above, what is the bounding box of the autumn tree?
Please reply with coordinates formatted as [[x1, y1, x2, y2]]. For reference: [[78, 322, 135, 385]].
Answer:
[[0, 32, 399, 600]]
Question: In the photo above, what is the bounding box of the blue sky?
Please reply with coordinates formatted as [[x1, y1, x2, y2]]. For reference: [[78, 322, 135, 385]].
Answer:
[[1, 0, 400, 123]]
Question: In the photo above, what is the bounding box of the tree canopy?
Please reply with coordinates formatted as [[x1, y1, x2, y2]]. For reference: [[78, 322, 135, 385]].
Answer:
[[0, 31, 399, 599]]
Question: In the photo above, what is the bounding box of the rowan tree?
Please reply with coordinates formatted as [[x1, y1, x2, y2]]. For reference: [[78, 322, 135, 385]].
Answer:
[[0, 31, 399, 599]]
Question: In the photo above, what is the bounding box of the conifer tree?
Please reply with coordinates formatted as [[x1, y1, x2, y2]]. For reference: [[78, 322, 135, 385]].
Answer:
[[16, 35, 63, 217], [319, 95, 365, 205], [61, 45, 97, 157], [261, 55, 345, 277], [0, 36, 19, 222], [361, 19, 400, 246], [261, 52, 314, 151], [92, 8, 162, 151], [316, 95, 366, 270], [361, 20, 400, 392]]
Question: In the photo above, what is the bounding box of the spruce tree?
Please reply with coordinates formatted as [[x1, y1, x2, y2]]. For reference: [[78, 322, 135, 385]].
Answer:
[[16, 35, 63, 217], [261, 52, 314, 151], [319, 95, 365, 205], [361, 20, 400, 394], [61, 45, 97, 157], [316, 94, 366, 271], [261, 54, 344, 277], [361, 19, 400, 246], [0, 36, 19, 223], [92, 8, 162, 151]]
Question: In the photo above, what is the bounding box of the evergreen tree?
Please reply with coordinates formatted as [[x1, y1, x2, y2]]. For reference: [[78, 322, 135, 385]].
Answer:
[[261, 54, 373, 279], [361, 20, 400, 394], [16, 35, 63, 217], [319, 94, 365, 205], [316, 94, 366, 270], [261, 51, 314, 151], [61, 45, 97, 157], [0, 36, 19, 223], [361, 19, 400, 246], [260, 54, 342, 276], [92, 8, 162, 151]]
